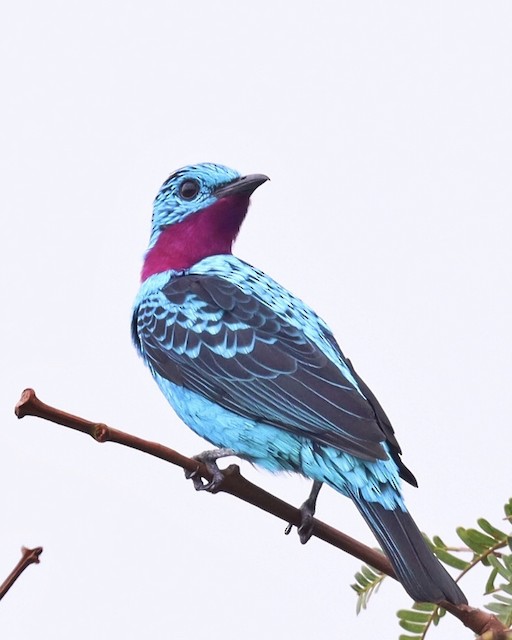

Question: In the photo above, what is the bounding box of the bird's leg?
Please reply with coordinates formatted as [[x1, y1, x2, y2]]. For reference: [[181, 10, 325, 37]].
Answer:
[[297, 480, 323, 544], [285, 480, 323, 544], [184, 447, 236, 493]]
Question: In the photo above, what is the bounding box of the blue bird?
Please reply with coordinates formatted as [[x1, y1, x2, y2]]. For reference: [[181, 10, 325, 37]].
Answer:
[[132, 163, 467, 605]]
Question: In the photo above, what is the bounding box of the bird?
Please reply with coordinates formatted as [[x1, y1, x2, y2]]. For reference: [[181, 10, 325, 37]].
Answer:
[[132, 162, 467, 605]]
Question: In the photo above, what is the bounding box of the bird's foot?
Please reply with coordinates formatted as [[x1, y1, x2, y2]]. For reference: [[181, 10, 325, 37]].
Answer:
[[284, 480, 323, 544], [297, 499, 316, 544], [184, 448, 236, 493]]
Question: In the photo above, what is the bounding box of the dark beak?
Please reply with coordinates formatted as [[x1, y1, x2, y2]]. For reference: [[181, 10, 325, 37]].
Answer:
[[214, 173, 269, 199]]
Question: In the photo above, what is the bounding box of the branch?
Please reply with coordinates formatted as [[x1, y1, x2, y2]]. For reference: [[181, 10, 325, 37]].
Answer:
[[14, 389, 389, 571], [14, 389, 508, 636], [0, 546, 43, 601]]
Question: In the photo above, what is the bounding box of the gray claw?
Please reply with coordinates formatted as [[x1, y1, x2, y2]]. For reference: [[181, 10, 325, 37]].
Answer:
[[285, 480, 323, 543], [184, 467, 204, 491], [297, 505, 315, 544], [184, 448, 236, 493]]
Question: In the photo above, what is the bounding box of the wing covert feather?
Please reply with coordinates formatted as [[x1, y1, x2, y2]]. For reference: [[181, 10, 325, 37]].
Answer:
[[134, 275, 391, 461]]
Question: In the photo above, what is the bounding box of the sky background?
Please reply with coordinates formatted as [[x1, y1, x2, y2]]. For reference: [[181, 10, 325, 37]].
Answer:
[[1, 2, 511, 638]]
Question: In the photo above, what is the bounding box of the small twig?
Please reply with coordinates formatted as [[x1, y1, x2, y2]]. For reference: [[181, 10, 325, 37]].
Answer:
[[14, 389, 509, 637], [0, 546, 43, 601]]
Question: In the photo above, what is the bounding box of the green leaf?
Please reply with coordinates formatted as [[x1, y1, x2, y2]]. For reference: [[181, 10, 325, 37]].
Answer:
[[492, 594, 512, 605], [485, 567, 498, 594], [361, 565, 378, 580], [396, 609, 431, 623], [398, 619, 426, 634], [504, 498, 512, 519], [395, 603, 442, 639], [352, 571, 369, 589], [456, 527, 495, 553], [351, 564, 386, 614], [488, 554, 512, 581], [478, 518, 508, 541], [481, 555, 492, 567], [431, 607, 446, 626], [433, 548, 471, 570], [431, 535, 447, 549], [411, 602, 437, 613], [468, 528, 498, 549], [485, 579, 512, 627], [503, 553, 512, 573]]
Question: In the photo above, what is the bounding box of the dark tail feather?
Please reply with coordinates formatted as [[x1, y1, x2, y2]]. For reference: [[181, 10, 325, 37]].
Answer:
[[351, 494, 467, 605]]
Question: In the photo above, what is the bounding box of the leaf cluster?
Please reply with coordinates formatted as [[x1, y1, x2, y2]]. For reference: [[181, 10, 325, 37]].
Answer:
[[352, 498, 512, 639], [483, 499, 512, 628], [351, 562, 385, 614]]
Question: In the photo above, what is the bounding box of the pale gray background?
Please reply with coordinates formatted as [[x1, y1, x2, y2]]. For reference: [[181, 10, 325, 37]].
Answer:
[[1, 2, 511, 638]]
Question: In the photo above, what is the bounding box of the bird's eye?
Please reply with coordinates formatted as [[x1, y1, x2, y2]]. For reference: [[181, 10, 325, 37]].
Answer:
[[179, 179, 200, 200]]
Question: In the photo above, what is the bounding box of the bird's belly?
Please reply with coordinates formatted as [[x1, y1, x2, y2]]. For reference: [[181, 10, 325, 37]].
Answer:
[[154, 373, 303, 472], [154, 374, 404, 509]]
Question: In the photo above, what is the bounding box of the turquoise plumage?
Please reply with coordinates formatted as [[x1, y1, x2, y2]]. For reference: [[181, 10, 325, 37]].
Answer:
[[132, 163, 466, 605]]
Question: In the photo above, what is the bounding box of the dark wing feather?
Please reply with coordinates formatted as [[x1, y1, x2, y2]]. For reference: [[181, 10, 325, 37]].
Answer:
[[134, 275, 398, 462]]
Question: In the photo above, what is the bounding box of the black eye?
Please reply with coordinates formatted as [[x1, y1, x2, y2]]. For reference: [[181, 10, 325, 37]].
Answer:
[[179, 179, 200, 200]]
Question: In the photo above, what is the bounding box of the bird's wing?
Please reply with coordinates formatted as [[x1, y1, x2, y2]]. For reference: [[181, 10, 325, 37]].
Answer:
[[134, 274, 390, 461]]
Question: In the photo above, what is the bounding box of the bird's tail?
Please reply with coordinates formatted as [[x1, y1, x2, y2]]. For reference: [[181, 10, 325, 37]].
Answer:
[[350, 492, 467, 605]]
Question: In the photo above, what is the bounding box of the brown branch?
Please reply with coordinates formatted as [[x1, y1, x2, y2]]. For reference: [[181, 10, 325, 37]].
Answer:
[[14, 389, 390, 571], [0, 546, 43, 601], [14, 388, 509, 637]]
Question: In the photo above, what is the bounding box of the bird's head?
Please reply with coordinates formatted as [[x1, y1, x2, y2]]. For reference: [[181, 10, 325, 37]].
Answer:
[[142, 163, 269, 281]]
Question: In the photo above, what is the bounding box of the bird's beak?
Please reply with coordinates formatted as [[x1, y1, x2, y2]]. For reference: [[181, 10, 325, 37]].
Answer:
[[214, 174, 270, 199]]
